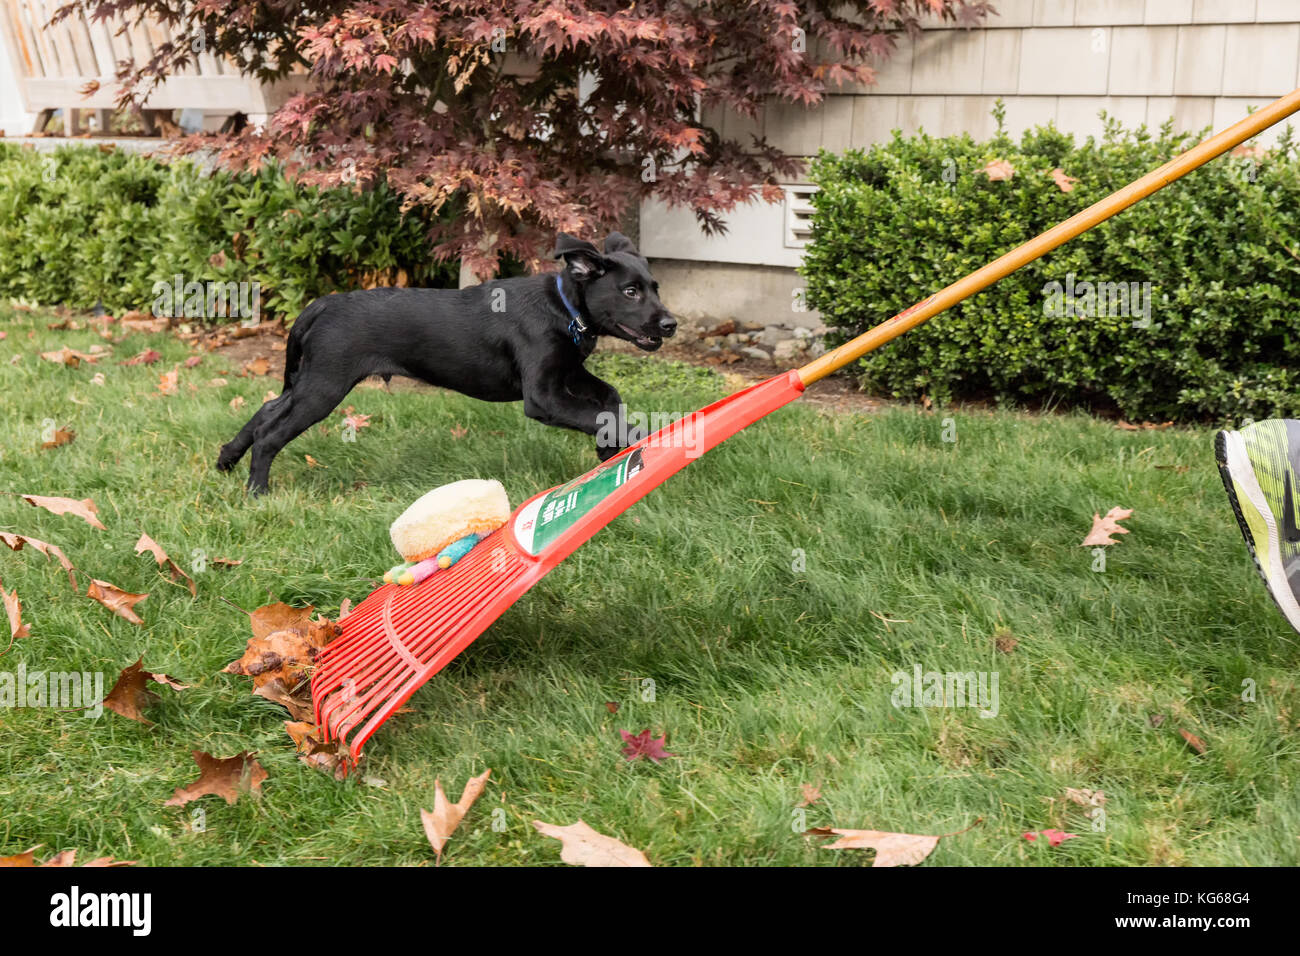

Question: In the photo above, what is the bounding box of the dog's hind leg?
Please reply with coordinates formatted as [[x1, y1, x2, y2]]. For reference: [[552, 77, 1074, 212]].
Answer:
[[217, 391, 292, 472], [246, 378, 352, 494]]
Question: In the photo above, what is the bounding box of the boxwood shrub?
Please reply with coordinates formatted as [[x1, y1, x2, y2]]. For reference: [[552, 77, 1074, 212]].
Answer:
[[803, 111, 1300, 422], [0, 143, 456, 319]]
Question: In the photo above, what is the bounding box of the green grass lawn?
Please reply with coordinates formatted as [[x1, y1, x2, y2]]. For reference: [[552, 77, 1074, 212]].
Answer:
[[1, 303, 1297, 867]]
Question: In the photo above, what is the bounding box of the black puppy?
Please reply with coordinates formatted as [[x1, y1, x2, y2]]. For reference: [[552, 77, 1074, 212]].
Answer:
[[216, 232, 676, 494]]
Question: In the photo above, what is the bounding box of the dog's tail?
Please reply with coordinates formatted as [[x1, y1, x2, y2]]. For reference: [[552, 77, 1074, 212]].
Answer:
[[283, 297, 328, 390]]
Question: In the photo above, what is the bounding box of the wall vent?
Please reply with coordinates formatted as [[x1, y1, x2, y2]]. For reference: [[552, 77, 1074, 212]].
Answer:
[[783, 184, 818, 249]]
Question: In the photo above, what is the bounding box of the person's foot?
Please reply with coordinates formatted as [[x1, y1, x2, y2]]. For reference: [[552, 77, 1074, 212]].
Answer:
[[1216, 420, 1300, 634]]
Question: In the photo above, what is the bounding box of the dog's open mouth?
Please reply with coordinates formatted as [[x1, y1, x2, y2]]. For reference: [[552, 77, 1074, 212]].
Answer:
[[617, 323, 663, 351]]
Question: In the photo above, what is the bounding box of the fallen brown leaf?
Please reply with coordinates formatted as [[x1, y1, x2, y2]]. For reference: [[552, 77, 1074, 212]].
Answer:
[[164, 751, 267, 807], [103, 658, 188, 723], [1180, 729, 1208, 754], [229, 395, 246, 410], [87, 579, 148, 625], [532, 820, 651, 867], [304, 454, 325, 468], [421, 769, 492, 861], [225, 602, 341, 719], [40, 347, 102, 367], [2, 578, 31, 642], [1081, 507, 1133, 547], [810, 819, 980, 866], [980, 158, 1014, 181], [157, 366, 179, 396], [134, 532, 196, 596], [244, 356, 271, 376], [994, 628, 1018, 653], [798, 783, 822, 808], [284, 720, 349, 780], [21, 494, 106, 529], [1050, 167, 1080, 192], [0, 533, 78, 589], [40, 427, 76, 450]]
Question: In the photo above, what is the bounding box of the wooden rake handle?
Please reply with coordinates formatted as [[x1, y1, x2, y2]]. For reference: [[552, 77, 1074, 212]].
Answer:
[[796, 86, 1300, 388]]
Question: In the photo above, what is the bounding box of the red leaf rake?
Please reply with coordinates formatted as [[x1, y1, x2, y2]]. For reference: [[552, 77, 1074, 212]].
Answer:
[[313, 87, 1300, 760]]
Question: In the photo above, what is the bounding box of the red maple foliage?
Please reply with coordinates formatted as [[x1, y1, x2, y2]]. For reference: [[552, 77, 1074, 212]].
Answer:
[[58, 1, 990, 276]]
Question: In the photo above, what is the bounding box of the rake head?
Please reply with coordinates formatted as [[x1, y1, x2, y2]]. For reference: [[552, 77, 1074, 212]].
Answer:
[[311, 371, 807, 759]]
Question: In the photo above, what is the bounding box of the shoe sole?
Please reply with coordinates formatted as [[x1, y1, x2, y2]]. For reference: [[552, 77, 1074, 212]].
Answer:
[[1216, 429, 1300, 634]]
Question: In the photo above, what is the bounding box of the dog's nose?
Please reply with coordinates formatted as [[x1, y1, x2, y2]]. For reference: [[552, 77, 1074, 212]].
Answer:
[[658, 314, 677, 336]]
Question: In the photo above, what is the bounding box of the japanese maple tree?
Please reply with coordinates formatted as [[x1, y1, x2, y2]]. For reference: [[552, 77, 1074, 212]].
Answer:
[[59, 0, 991, 276]]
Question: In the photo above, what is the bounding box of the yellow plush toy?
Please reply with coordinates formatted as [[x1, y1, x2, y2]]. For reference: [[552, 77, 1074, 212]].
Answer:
[[384, 479, 510, 586]]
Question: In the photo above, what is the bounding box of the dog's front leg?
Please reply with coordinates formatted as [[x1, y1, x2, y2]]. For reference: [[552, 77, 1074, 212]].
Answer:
[[523, 373, 641, 461]]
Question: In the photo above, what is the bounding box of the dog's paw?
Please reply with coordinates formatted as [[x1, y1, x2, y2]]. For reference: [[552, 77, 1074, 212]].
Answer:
[[215, 447, 236, 472]]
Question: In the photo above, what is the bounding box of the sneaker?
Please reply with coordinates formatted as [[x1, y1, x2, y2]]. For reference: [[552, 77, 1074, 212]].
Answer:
[[1215, 420, 1300, 635]]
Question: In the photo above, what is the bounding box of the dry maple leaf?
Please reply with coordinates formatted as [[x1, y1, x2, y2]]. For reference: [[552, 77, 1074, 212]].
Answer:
[[304, 454, 326, 468], [421, 769, 492, 861], [244, 356, 271, 376], [620, 728, 675, 763], [120, 311, 168, 333], [40, 347, 102, 367], [979, 158, 1014, 181], [604, 701, 620, 714], [450, 424, 468, 439], [87, 579, 148, 625], [2, 579, 30, 643], [1024, 829, 1078, 847], [184, 355, 202, 368], [1180, 729, 1208, 754], [1063, 787, 1106, 808], [811, 818, 980, 866], [532, 820, 652, 867], [211, 556, 242, 568], [39, 849, 133, 867], [0, 533, 78, 589], [1080, 506, 1133, 547], [164, 751, 267, 807], [120, 348, 161, 366], [103, 658, 188, 724], [0, 846, 39, 866], [157, 367, 179, 396], [798, 783, 822, 808], [40, 427, 76, 450], [1050, 167, 1080, 192], [21, 494, 106, 529], [134, 532, 197, 596], [229, 395, 246, 410], [811, 828, 939, 866]]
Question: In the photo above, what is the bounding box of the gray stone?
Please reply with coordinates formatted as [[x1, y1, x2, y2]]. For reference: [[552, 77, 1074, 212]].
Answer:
[[740, 347, 771, 361], [773, 339, 806, 361]]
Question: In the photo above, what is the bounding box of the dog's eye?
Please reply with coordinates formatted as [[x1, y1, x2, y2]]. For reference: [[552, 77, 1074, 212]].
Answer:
[[622, 286, 640, 299]]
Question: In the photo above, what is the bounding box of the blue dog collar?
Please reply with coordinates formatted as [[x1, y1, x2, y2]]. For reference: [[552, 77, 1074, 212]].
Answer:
[[555, 274, 589, 345]]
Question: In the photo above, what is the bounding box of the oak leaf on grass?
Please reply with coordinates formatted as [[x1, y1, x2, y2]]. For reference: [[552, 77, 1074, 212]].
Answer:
[[164, 751, 267, 807], [134, 532, 197, 596], [1081, 507, 1133, 547], [2, 578, 30, 642], [421, 769, 492, 862], [0, 533, 78, 589], [103, 658, 189, 724], [0, 845, 133, 867], [809, 818, 981, 866], [20, 494, 106, 529], [532, 820, 651, 867], [87, 579, 148, 625]]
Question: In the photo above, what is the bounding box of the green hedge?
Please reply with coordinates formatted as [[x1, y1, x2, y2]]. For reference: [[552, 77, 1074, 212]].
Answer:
[[0, 143, 456, 319], [803, 111, 1300, 422]]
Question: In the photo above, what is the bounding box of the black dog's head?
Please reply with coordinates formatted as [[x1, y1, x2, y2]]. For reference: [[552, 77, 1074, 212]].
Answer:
[[554, 232, 676, 352]]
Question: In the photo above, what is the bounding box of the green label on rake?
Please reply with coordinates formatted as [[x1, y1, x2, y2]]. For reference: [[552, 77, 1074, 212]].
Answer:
[[513, 449, 645, 555]]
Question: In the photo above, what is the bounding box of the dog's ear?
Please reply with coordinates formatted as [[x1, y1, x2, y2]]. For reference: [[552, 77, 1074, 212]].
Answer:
[[603, 232, 638, 257], [554, 233, 606, 281]]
